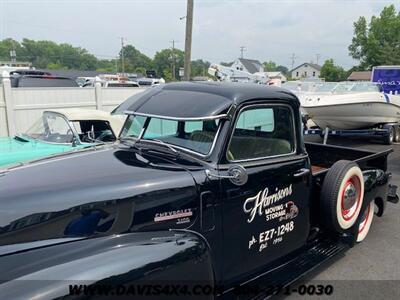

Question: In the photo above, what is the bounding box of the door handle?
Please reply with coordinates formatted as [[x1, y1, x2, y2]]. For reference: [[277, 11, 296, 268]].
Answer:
[[294, 168, 310, 177]]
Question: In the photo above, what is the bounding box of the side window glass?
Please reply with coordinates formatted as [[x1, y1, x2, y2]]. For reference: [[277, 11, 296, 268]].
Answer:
[[227, 106, 295, 161]]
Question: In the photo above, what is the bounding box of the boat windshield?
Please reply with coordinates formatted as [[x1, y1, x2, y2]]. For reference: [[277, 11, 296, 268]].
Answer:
[[332, 82, 381, 93], [23, 112, 75, 144], [282, 81, 301, 91], [120, 114, 221, 155], [349, 82, 381, 92], [314, 82, 338, 92]]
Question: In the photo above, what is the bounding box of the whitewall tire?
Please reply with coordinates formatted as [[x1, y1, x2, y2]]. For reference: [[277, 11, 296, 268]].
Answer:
[[357, 201, 374, 242], [321, 160, 364, 233]]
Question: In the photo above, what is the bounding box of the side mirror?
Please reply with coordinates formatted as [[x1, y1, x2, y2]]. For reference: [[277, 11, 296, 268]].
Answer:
[[205, 165, 248, 186]]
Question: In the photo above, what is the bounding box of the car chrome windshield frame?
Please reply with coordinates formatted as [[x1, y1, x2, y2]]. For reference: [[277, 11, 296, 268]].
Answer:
[[121, 112, 225, 158], [22, 111, 82, 146]]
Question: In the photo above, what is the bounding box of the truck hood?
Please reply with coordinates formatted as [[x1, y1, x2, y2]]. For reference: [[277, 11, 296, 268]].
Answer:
[[0, 145, 200, 250], [0, 136, 74, 167]]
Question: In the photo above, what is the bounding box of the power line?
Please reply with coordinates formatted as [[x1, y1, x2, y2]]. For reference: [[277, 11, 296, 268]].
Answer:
[[316, 53, 321, 65], [120, 37, 125, 73], [290, 53, 297, 70], [170, 39, 178, 80], [240, 46, 246, 59]]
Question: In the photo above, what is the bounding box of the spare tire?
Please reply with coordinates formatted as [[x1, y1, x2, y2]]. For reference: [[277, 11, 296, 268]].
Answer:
[[321, 160, 364, 233]]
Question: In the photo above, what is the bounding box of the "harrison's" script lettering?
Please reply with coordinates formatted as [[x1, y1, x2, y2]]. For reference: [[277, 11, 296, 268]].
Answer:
[[243, 184, 293, 223]]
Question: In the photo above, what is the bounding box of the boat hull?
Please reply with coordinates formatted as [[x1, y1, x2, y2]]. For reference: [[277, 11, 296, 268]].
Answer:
[[302, 91, 400, 130], [303, 102, 400, 130]]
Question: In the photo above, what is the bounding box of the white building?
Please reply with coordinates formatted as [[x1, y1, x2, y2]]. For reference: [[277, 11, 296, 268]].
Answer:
[[231, 58, 264, 74], [290, 63, 321, 79]]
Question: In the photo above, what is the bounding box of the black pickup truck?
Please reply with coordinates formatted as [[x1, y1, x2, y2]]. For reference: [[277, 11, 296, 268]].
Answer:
[[0, 82, 398, 299]]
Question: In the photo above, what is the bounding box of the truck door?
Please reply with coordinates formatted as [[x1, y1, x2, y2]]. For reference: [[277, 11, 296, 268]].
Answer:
[[219, 104, 311, 282]]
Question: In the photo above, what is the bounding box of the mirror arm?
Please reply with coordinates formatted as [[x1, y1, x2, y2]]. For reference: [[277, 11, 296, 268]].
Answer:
[[205, 169, 238, 180]]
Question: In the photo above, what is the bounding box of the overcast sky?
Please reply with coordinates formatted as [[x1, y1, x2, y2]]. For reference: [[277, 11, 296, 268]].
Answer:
[[0, 0, 398, 69]]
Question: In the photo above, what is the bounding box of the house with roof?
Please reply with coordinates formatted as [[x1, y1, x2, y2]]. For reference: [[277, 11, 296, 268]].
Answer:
[[347, 71, 372, 81], [231, 58, 264, 74], [290, 63, 321, 79]]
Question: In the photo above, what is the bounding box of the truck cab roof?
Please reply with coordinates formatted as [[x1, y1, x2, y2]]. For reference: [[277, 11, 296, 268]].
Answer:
[[113, 82, 300, 120]]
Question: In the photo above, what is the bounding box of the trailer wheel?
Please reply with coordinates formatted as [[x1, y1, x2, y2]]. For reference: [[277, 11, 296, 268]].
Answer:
[[383, 126, 395, 145], [394, 126, 400, 143], [356, 201, 374, 242], [321, 160, 364, 233]]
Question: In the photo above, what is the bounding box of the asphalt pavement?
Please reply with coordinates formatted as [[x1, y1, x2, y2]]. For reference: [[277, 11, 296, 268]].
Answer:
[[285, 135, 400, 299]]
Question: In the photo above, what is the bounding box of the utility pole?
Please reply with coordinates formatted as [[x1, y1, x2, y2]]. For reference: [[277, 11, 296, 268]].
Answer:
[[120, 37, 125, 74], [240, 46, 246, 59], [290, 53, 297, 70], [10, 40, 16, 63], [183, 0, 193, 81], [170, 39, 178, 80], [316, 53, 321, 65]]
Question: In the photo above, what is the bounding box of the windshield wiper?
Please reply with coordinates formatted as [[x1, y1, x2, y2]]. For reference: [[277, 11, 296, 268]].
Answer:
[[144, 139, 179, 154], [119, 136, 143, 150]]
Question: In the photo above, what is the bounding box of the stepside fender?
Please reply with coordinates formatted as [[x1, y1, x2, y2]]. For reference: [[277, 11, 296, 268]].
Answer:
[[362, 169, 390, 217], [0, 230, 214, 299]]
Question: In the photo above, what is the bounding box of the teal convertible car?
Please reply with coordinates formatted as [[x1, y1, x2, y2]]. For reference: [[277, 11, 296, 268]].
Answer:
[[0, 109, 125, 168]]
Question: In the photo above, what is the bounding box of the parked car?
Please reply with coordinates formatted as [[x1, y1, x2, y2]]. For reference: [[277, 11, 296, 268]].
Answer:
[[76, 76, 95, 87], [0, 82, 397, 299], [0, 109, 125, 168], [82, 79, 139, 88], [9, 69, 52, 76], [10, 74, 79, 87], [136, 77, 164, 86]]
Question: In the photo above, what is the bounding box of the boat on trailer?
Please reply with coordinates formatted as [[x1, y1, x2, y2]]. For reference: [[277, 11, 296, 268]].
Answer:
[[302, 82, 400, 130]]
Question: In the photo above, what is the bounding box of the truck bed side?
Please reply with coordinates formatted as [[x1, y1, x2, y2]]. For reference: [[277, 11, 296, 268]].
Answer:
[[305, 142, 392, 178]]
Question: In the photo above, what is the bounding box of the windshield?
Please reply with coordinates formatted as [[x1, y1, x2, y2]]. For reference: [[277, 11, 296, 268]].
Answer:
[[120, 115, 221, 155], [23, 112, 75, 144], [314, 82, 338, 92], [331, 82, 381, 93], [349, 82, 381, 92]]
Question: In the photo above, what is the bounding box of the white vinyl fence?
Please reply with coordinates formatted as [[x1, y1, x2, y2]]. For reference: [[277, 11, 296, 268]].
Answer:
[[0, 72, 147, 136]]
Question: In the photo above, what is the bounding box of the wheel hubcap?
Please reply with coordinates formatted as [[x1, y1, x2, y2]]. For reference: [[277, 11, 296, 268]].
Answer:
[[341, 176, 361, 221]]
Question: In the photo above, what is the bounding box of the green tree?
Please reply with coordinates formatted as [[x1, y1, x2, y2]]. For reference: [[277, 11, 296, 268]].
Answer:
[[349, 4, 400, 69], [262, 61, 289, 75], [191, 59, 210, 77], [121, 45, 152, 73], [0, 38, 27, 61], [276, 65, 289, 76], [263, 61, 277, 71], [0, 38, 101, 70], [134, 67, 147, 75], [96, 59, 118, 73], [220, 61, 233, 67], [153, 48, 184, 81], [320, 59, 347, 82]]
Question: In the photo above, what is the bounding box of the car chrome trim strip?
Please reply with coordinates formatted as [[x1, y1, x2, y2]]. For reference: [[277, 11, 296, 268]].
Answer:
[[124, 111, 228, 121]]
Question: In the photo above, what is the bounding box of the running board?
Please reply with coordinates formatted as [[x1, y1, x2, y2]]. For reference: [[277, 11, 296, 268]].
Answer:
[[225, 238, 349, 299]]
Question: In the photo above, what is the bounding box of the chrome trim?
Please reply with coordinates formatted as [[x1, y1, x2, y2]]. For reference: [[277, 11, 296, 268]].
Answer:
[[225, 103, 298, 163], [22, 111, 82, 146], [293, 168, 310, 177], [124, 111, 228, 121]]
